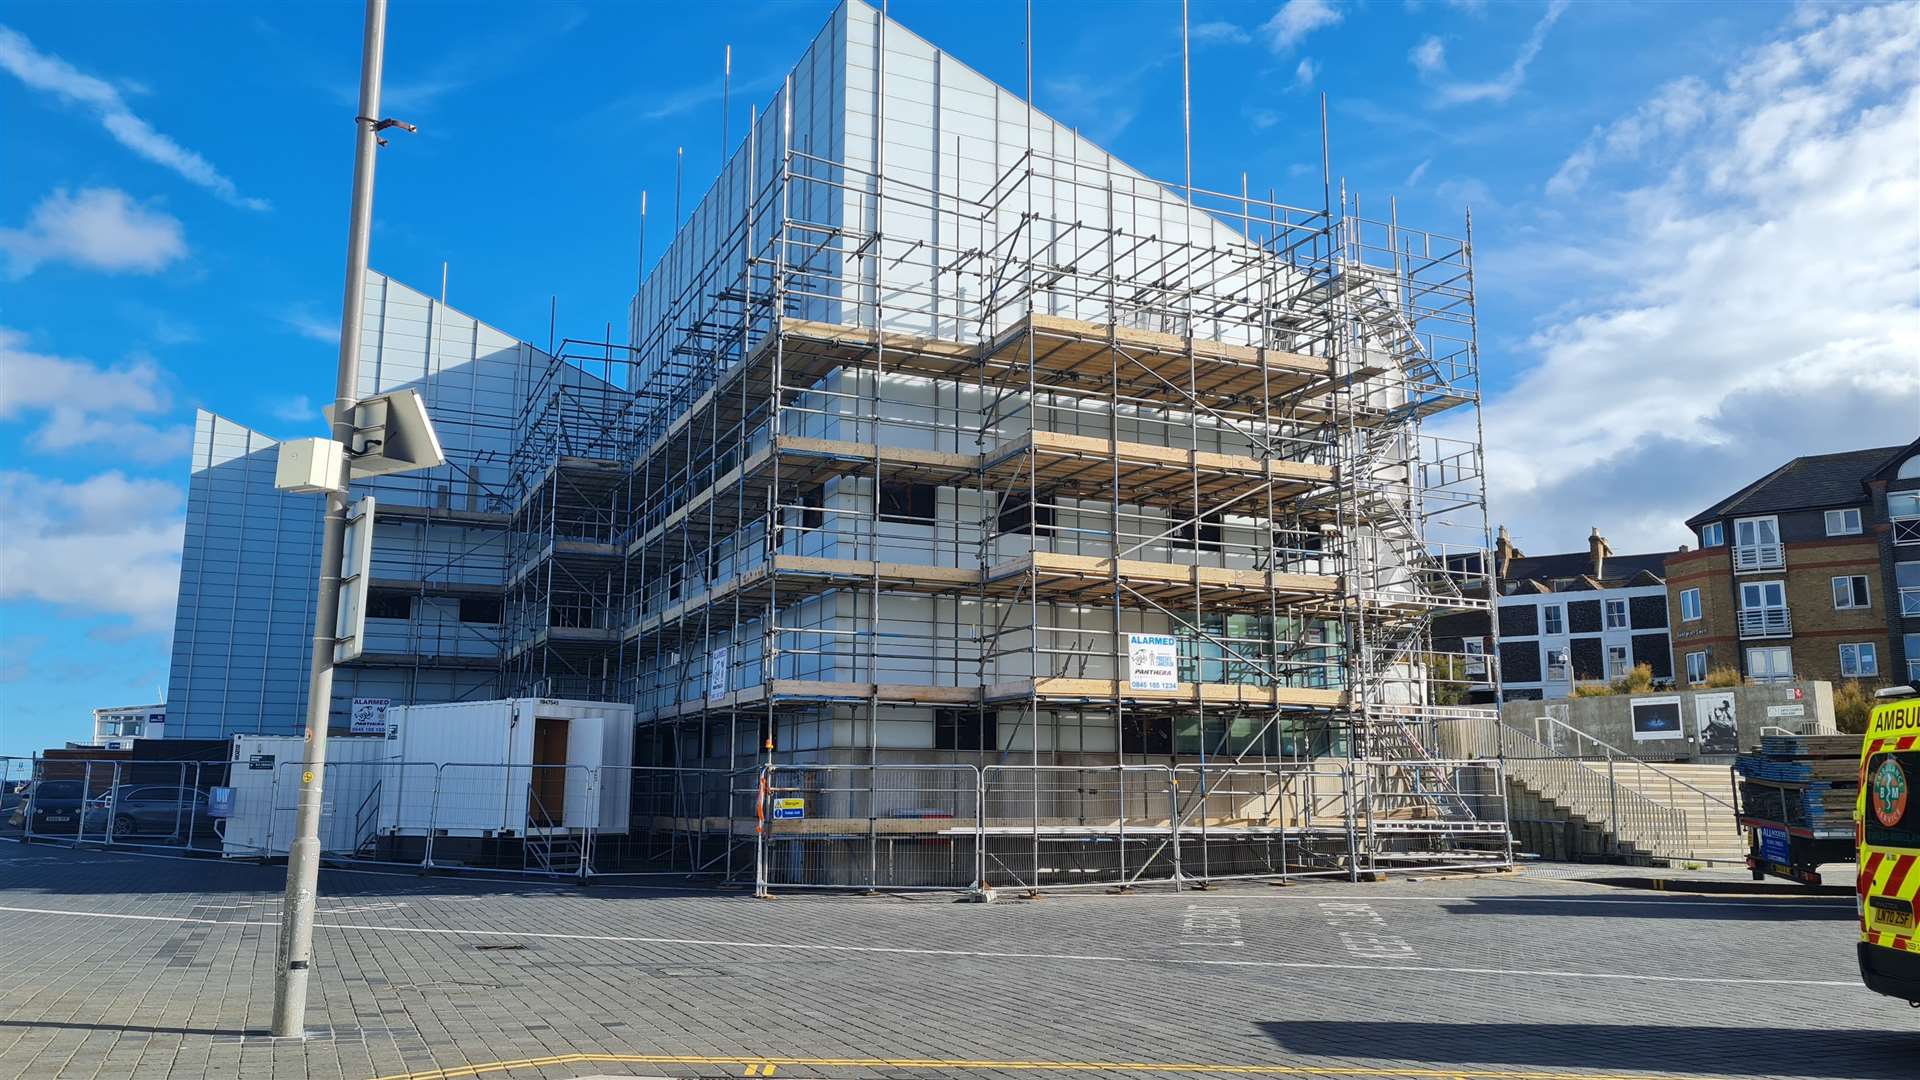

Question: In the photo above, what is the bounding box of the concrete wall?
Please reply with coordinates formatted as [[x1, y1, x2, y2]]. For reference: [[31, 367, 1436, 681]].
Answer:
[[1497, 680, 1836, 762]]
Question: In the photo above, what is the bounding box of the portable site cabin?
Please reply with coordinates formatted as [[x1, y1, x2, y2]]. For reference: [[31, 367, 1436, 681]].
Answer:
[[376, 697, 636, 838], [220, 733, 395, 858]]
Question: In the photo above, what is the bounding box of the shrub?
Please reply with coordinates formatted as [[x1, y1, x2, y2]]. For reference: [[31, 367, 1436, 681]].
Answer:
[[1834, 680, 1877, 735], [1566, 663, 1656, 698], [1426, 653, 1469, 706], [1704, 666, 1742, 688]]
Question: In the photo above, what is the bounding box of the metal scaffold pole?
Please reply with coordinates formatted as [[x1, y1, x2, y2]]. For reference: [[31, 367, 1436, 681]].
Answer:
[[273, 0, 393, 1039]]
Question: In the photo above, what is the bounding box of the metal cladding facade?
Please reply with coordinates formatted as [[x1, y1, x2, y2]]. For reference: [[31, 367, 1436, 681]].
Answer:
[[163, 271, 542, 739]]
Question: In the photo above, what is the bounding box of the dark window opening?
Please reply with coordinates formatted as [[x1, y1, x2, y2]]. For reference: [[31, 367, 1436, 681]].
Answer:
[[934, 708, 997, 752], [1121, 716, 1174, 755], [458, 595, 502, 624], [933, 707, 998, 749], [793, 484, 825, 531], [879, 481, 937, 524], [996, 491, 1057, 536], [366, 589, 412, 620], [1172, 512, 1224, 552]]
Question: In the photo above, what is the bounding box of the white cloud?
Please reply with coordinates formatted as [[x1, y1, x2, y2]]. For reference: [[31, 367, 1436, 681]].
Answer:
[[0, 188, 185, 279], [0, 469, 184, 633], [1455, 3, 1920, 553], [1405, 158, 1432, 186], [268, 394, 315, 424], [0, 25, 268, 211], [1546, 77, 1709, 196], [1042, 74, 1139, 144], [280, 307, 339, 345], [1445, 0, 1488, 14], [0, 328, 189, 463], [1293, 58, 1319, 90], [1192, 21, 1251, 46], [1262, 0, 1342, 53], [1434, 0, 1567, 105], [1409, 35, 1447, 76]]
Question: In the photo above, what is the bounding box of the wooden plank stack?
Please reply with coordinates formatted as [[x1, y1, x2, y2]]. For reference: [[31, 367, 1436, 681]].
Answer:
[[1736, 733, 1863, 833]]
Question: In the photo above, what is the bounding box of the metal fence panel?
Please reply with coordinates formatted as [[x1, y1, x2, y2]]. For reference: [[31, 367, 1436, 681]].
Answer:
[[1171, 763, 1354, 883], [979, 765, 1179, 892], [1358, 758, 1513, 875], [429, 763, 594, 877], [590, 765, 749, 881], [760, 765, 980, 892]]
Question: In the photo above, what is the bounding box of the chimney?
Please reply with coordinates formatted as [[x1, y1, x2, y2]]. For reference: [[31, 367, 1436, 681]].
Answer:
[[1589, 527, 1612, 580], [1495, 525, 1515, 580]]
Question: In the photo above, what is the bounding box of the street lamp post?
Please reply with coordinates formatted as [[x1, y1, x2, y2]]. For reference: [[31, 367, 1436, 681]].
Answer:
[[271, 0, 393, 1039]]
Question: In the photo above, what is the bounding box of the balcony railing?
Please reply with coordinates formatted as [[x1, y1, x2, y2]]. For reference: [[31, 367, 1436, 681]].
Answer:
[[1737, 606, 1792, 639], [1732, 542, 1784, 571], [1902, 586, 1920, 618], [1896, 519, 1920, 546], [1910, 657, 1920, 682]]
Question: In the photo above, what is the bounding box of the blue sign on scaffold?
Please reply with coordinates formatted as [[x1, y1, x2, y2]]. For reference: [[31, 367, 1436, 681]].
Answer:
[[772, 797, 805, 820]]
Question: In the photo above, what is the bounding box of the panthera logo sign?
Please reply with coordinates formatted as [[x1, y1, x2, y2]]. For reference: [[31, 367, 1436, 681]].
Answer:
[[1872, 756, 1909, 829]]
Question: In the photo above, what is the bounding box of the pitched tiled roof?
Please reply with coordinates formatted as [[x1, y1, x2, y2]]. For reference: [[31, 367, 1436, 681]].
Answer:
[[1503, 549, 1669, 590], [1687, 445, 1907, 527]]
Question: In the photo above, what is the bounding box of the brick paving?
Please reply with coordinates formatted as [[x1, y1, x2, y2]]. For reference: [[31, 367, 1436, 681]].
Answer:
[[0, 839, 1913, 1080]]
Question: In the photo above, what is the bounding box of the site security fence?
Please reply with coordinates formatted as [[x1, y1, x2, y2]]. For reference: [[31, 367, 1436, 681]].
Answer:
[[2, 755, 1510, 890]]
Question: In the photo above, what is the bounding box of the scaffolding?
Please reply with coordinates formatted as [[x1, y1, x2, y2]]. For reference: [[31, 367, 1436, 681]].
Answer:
[[501, 55, 1502, 889]]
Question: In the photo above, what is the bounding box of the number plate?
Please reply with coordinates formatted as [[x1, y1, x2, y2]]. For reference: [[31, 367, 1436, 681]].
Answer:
[[1876, 907, 1915, 930], [44, 815, 70, 823]]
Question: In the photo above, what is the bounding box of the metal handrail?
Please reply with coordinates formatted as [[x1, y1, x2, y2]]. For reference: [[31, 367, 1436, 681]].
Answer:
[[353, 779, 382, 855], [1527, 714, 1735, 810], [1454, 717, 1696, 861]]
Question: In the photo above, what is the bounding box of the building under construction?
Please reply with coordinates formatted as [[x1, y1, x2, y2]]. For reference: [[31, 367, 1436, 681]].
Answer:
[[497, 1, 1502, 888], [162, 0, 1506, 890]]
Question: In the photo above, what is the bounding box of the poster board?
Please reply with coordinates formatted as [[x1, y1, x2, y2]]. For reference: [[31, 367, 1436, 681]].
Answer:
[[1630, 695, 1685, 741], [1693, 691, 1739, 753]]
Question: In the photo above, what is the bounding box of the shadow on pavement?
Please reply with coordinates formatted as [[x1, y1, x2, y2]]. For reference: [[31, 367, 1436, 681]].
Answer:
[[0, 1019, 253, 1038], [0, 839, 730, 902], [1259, 1020, 1919, 1079], [1435, 895, 1857, 922]]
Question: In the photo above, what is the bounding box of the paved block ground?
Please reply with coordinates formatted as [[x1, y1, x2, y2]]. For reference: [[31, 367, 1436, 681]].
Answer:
[[0, 839, 1911, 1080]]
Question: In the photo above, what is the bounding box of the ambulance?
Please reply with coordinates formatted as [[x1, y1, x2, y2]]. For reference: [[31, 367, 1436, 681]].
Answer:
[[1858, 685, 1920, 1005]]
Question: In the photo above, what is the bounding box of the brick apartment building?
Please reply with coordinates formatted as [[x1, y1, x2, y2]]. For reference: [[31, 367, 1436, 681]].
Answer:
[[1434, 527, 1674, 702], [1667, 437, 1920, 688]]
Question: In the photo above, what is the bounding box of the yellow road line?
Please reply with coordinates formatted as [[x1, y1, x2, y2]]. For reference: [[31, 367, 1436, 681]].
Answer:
[[368, 1052, 1718, 1080]]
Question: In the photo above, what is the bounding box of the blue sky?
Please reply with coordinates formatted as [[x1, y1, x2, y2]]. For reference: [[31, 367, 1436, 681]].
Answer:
[[1, 0, 1915, 757]]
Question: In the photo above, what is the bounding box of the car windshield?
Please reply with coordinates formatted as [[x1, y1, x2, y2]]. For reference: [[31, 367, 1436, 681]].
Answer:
[[34, 781, 82, 800]]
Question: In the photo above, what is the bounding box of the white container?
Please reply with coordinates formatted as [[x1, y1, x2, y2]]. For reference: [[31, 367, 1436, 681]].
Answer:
[[378, 697, 634, 837], [221, 734, 395, 858]]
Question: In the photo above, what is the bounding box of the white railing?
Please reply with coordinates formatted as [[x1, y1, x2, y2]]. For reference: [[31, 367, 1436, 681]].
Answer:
[[1894, 518, 1920, 546], [1732, 542, 1784, 571], [1737, 606, 1792, 638], [1900, 586, 1920, 617]]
